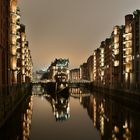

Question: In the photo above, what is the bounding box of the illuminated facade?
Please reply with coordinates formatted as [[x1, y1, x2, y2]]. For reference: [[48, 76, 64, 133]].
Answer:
[[69, 68, 80, 81], [93, 50, 97, 83], [10, 0, 19, 84], [123, 14, 134, 89], [0, 0, 32, 128], [80, 62, 88, 80], [93, 49, 100, 86], [87, 55, 93, 81], [24, 42, 33, 83], [99, 42, 105, 87], [122, 10, 140, 90], [10, 0, 33, 84], [103, 39, 112, 88], [111, 26, 124, 88], [47, 58, 69, 82], [82, 9, 140, 91]]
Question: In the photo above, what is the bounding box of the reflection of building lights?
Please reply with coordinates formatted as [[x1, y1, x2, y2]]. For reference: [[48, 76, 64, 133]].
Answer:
[[93, 98, 96, 127], [101, 71, 104, 76], [100, 102, 104, 136], [123, 120, 128, 129], [100, 116, 104, 136], [22, 97, 33, 140], [114, 126, 119, 133], [123, 120, 131, 140]]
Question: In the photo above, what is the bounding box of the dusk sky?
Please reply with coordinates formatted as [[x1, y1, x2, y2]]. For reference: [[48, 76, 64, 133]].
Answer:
[[18, 0, 140, 70]]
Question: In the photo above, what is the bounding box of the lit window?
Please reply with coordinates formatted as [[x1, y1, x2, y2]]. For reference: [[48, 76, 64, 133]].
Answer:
[[114, 61, 119, 67], [114, 49, 119, 55]]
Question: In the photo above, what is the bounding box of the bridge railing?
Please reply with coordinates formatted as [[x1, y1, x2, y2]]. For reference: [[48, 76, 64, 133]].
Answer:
[[69, 79, 91, 84]]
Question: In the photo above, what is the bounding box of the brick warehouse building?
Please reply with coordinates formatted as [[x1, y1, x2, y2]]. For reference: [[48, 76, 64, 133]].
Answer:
[[0, 0, 9, 89]]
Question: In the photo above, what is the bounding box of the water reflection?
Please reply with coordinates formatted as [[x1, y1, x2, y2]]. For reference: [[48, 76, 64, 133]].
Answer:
[[44, 92, 70, 121], [0, 85, 140, 140], [0, 96, 33, 140], [74, 88, 140, 140]]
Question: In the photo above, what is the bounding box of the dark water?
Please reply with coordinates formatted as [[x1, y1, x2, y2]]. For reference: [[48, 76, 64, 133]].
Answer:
[[0, 85, 140, 140]]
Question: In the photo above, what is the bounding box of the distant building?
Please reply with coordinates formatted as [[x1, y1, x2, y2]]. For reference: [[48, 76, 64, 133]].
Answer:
[[69, 68, 80, 81], [99, 42, 105, 87], [123, 14, 134, 89], [123, 11, 140, 90], [87, 9, 140, 91], [80, 62, 88, 80], [33, 70, 46, 82], [93, 49, 100, 86], [47, 58, 69, 82], [111, 25, 124, 89], [133, 10, 140, 89], [87, 55, 93, 81], [104, 38, 112, 89]]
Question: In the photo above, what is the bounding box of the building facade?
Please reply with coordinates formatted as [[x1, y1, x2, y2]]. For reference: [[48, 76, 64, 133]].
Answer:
[[123, 14, 134, 89], [0, 0, 33, 88], [111, 26, 124, 89], [69, 68, 80, 81], [47, 58, 69, 82], [87, 55, 93, 81], [0, 0, 9, 89], [133, 10, 140, 90], [9, 0, 33, 85], [80, 62, 88, 80], [123, 11, 140, 90], [82, 9, 140, 91], [93, 49, 100, 87]]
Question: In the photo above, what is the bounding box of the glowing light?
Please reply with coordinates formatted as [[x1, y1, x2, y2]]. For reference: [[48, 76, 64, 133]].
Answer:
[[11, 46, 16, 55], [114, 61, 119, 67], [11, 57, 17, 70], [114, 49, 119, 55]]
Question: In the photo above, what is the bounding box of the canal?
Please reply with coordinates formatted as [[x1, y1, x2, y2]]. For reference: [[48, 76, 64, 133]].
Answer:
[[0, 85, 140, 140]]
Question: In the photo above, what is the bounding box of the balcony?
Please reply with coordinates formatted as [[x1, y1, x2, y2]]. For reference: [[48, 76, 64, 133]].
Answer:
[[123, 54, 132, 58], [123, 40, 132, 45], [16, 24, 20, 30], [123, 32, 132, 37], [16, 32, 20, 39], [16, 43, 20, 49], [17, 52, 21, 59], [16, 14, 21, 20], [123, 56, 132, 64], [16, 20, 20, 25]]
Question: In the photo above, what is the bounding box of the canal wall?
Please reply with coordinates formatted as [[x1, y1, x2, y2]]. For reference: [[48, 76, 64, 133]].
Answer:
[[91, 84, 140, 105], [70, 82, 140, 104], [0, 96, 32, 139], [0, 84, 32, 128]]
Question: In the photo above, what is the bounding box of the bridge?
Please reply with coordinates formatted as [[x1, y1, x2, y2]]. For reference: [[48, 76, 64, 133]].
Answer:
[[69, 79, 92, 88], [69, 79, 91, 84], [32, 79, 91, 86]]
